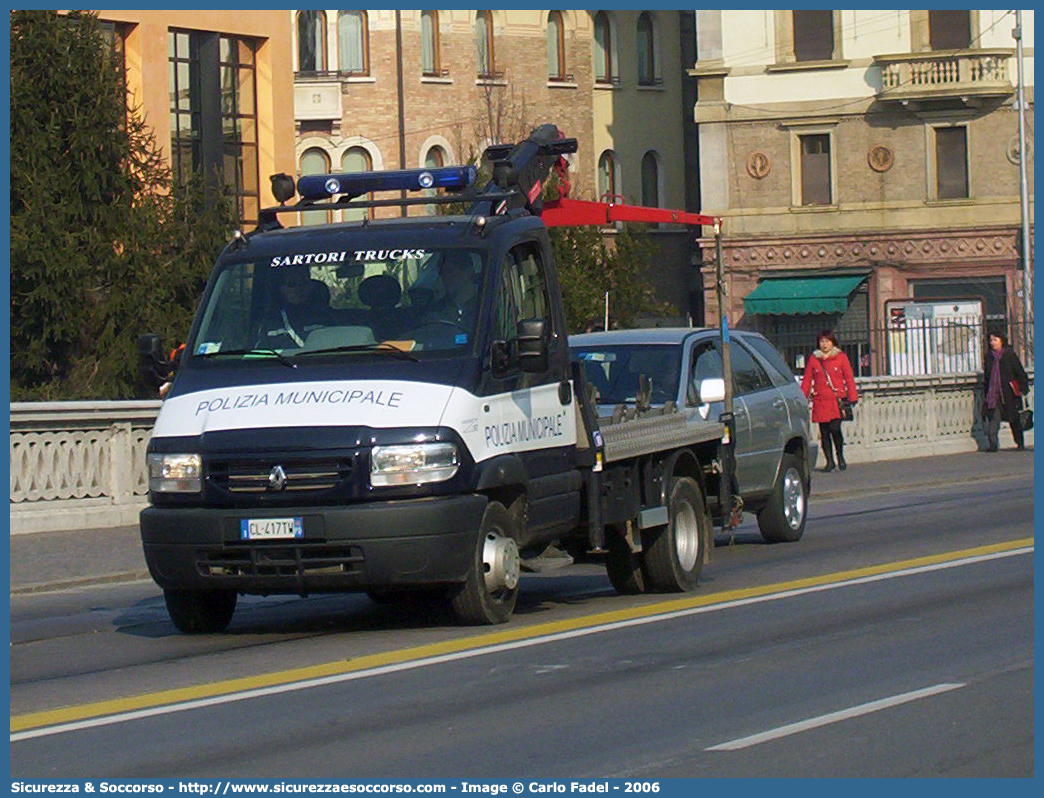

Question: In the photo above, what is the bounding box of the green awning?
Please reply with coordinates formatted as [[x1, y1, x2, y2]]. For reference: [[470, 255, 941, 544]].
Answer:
[[744, 275, 867, 315]]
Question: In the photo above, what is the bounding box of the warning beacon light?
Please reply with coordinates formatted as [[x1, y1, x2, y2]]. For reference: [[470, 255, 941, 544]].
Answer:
[[297, 165, 478, 202]]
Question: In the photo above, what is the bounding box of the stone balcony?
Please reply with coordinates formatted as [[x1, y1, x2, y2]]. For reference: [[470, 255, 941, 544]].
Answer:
[[873, 48, 1015, 106]]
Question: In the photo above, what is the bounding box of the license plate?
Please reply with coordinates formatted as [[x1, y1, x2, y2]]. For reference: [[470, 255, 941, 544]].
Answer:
[[240, 517, 303, 540]]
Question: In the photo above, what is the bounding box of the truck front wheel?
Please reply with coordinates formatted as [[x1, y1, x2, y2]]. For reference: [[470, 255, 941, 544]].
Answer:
[[164, 588, 237, 634], [449, 501, 521, 625], [642, 477, 707, 592]]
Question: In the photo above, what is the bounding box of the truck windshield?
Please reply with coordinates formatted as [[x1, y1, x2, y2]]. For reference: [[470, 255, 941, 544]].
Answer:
[[188, 248, 485, 360], [572, 345, 682, 405]]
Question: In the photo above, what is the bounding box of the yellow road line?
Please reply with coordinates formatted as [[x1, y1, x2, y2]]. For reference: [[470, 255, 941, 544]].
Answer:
[[11, 537, 1032, 733]]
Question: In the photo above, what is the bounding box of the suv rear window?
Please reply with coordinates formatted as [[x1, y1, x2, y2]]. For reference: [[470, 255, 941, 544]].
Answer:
[[744, 335, 797, 383]]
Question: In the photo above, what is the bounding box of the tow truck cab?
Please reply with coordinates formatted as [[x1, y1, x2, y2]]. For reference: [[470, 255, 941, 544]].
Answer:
[[141, 205, 589, 627]]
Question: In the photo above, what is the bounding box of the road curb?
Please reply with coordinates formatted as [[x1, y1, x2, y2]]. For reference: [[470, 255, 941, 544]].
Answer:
[[10, 570, 153, 596], [812, 471, 1028, 501]]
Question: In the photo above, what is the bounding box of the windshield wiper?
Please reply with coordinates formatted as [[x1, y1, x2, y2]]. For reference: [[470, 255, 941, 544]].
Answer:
[[198, 348, 297, 368], [292, 343, 420, 362]]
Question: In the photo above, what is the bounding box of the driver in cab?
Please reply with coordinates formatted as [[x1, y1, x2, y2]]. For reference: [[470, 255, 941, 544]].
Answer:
[[258, 265, 334, 349], [424, 251, 479, 329]]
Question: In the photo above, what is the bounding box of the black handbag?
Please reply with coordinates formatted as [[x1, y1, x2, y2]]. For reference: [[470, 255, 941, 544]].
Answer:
[[1019, 408, 1034, 431]]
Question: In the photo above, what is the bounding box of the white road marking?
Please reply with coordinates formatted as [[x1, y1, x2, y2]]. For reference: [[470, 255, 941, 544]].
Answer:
[[11, 546, 1029, 742], [706, 682, 966, 751]]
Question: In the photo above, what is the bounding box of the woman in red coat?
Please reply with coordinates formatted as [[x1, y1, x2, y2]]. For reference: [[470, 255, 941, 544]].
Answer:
[[801, 330, 858, 471]]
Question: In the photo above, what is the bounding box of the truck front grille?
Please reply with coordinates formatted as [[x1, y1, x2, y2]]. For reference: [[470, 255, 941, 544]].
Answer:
[[208, 456, 354, 494], [197, 543, 364, 577]]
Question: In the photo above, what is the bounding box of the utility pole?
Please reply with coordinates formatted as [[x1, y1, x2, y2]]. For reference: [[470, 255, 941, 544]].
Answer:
[[395, 10, 407, 215], [714, 222, 737, 533], [1014, 10, 1032, 356]]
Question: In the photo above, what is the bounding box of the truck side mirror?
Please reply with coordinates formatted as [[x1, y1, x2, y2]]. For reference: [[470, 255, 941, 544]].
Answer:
[[697, 377, 726, 404], [515, 318, 550, 373], [137, 333, 171, 389]]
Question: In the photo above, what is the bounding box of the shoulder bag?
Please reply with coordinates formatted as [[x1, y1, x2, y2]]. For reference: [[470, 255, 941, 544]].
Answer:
[[822, 364, 854, 422]]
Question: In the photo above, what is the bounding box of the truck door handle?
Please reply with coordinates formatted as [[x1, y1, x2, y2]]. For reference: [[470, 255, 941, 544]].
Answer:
[[559, 380, 572, 405], [772, 398, 786, 408]]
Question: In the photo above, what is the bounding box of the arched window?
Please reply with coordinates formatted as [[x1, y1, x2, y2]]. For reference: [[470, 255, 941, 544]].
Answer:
[[637, 12, 655, 85], [547, 11, 566, 81], [593, 11, 612, 83], [424, 146, 445, 170], [597, 150, 616, 202], [641, 151, 659, 208], [299, 148, 330, 226], [342, 146, 374, 221], [338, 10, 368, 75], [297, 10, 326, 73], [424, 146, 446, 212], [421, 10, 441, 76], [476, 11, 495, 78]]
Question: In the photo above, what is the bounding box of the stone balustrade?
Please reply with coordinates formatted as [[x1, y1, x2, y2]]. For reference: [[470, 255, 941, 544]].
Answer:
[[9, 371, 1032, 534], [874, 49, 1015, 102]]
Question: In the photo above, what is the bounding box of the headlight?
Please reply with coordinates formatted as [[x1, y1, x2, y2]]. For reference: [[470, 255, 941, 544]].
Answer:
[[148, 453, 202, 493], [370, 443, 459, 486]]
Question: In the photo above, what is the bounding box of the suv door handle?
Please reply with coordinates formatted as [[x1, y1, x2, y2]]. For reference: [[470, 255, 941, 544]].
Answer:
[[772, 398, 786, 408]]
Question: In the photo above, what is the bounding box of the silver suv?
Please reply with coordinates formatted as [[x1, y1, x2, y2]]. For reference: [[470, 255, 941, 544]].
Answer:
[[570, 328, 816, 542]]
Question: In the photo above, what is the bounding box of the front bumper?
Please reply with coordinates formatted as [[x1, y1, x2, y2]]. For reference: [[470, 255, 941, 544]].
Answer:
[[140, 494, 486, 595]]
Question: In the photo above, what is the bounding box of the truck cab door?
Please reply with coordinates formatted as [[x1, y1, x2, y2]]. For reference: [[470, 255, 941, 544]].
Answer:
[[481, 240, 578, 542]]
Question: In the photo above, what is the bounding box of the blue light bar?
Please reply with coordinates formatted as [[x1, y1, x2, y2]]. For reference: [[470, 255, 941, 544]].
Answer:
[[297, 165, 477, 201]]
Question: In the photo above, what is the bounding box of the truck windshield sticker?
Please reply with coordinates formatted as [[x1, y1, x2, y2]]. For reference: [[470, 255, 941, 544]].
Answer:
[[577, 352, 616, 362], [196, 342, 221, 355], [268, 250, 429, 268], [353, 249, 428, 261], [269, 252, 352, 267]]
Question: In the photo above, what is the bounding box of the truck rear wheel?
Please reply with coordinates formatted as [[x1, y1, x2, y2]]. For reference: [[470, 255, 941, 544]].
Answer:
[[757, 453, 807, 543], [642, 477, 707, 592], [449, 501, 521, 625], [164, 588, 237, 634]]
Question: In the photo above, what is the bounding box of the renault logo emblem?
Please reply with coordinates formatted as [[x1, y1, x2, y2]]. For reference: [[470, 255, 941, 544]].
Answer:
[[268, 465, 287, 491]]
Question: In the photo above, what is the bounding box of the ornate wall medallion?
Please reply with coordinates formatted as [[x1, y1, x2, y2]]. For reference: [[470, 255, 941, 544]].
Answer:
[[868, 145, 894, 172], [746, 151, 771, 179]]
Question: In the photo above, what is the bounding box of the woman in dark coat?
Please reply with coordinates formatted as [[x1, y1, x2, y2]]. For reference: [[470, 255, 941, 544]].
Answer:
[[801, 330, 858, 471], [982, 331, 1029, 451]]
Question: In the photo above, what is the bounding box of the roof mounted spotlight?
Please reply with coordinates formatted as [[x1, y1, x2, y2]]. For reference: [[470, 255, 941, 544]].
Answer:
[[270, 173, 296, 204]]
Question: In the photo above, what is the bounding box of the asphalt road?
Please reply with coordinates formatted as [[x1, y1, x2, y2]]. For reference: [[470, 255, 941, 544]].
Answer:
[[10, 473, 1033, 778]]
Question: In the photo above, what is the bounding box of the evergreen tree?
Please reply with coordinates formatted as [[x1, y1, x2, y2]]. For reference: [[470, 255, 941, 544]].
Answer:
[[10, 10, 236, 399]]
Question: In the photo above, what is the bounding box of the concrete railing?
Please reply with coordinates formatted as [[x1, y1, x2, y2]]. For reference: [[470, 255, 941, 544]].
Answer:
[[835, 370, 1033, 465], [9, 371, 1033, 534], [11, 401, 161, 535]]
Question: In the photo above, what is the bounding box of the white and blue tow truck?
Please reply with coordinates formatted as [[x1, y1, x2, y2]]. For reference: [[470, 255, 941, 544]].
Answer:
[[139, 125, 809, 633]]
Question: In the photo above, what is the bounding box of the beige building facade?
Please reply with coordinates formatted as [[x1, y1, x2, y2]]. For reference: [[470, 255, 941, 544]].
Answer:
[[291, 9, 700, 321], [693, 10, 1034, 373], [96, 10, 297, 227]]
